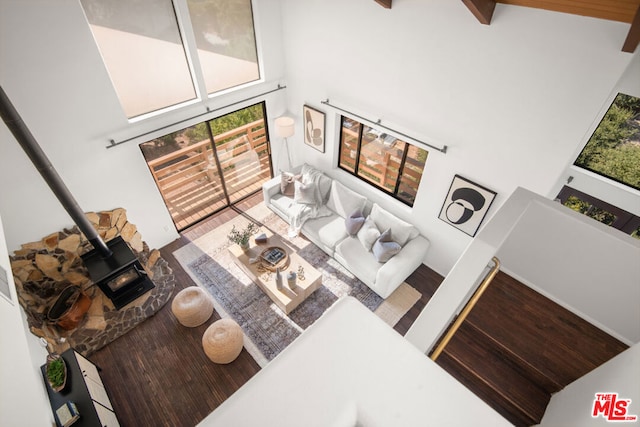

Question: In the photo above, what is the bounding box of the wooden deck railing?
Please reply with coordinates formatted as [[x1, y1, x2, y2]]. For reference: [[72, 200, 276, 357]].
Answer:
[[340, 128, 423, 202], [146, 119, 271, 229]]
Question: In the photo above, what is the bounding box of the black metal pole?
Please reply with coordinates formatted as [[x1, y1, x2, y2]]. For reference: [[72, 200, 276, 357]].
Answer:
[[0, 85, 112, 258]]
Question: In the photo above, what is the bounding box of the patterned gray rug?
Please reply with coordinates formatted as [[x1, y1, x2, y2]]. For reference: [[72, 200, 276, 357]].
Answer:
[[173, 204, 419, 366]]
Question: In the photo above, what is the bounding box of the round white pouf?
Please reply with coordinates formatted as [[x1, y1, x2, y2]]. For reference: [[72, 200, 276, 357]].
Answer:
[[171, 286, 214, 327], [202, 319, 244, 364]]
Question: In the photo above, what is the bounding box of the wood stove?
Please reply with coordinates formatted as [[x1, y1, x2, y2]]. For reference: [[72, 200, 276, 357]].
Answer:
[[1, 86, 155, 311], [81, 236, 155, 310]]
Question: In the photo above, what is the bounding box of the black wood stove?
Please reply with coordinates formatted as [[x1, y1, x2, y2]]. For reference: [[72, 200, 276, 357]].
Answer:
[[81, 236, 155, 310], [1, 86, 155, 310]]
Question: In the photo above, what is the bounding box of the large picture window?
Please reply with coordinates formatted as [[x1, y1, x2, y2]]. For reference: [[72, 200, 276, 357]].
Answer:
[[80, 0, 260, 119], [574, 92, 640, 191], [338, 117, 428, 206]]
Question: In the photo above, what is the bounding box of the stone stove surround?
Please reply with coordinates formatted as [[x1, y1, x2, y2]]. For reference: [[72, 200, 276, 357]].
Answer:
[[10, 208, 175, 356]]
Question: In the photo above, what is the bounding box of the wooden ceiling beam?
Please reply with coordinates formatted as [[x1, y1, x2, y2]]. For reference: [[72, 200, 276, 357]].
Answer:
[[463, 0, 497, 25], [622, 4, 640, 52], [497, 0, 639, 23], [374, 0, 392, 9]]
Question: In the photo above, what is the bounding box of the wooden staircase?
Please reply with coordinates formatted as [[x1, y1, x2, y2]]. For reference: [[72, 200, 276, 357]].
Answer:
[[434, 271, 628, 426]]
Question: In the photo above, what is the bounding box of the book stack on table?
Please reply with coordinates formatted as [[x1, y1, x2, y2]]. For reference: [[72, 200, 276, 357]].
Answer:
[[56, 401, 80, 427]]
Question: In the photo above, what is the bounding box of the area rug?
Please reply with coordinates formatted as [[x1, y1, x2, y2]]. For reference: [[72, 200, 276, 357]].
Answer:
[[173, 203, 421, 366]]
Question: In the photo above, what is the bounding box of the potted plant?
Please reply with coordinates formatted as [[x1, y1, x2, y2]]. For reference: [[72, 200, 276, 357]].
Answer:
[[46, 354, 67, 392], [227, 222, 259, 250]]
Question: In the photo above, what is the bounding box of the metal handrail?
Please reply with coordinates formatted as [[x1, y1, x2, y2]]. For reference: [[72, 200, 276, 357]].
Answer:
[[430, 256, 501, 361]]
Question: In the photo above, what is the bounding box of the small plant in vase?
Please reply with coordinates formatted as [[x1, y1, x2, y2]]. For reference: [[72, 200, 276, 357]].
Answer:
[[46, 354, 67, 392], [228, 222, 259, 250]]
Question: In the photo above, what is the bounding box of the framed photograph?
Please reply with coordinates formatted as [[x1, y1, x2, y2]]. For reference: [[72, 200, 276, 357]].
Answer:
[[303, 105, 325, 153], [439, 175, 497, 237]]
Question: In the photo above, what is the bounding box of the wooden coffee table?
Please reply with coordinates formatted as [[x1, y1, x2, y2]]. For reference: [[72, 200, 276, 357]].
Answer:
[[228, 229, 322, 314]]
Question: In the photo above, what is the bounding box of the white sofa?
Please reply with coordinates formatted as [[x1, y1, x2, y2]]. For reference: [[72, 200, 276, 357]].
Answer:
[[262, 165, 430, 298]]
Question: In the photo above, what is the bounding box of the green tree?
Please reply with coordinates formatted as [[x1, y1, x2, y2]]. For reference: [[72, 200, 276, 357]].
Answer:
[[575, 93, 640, 190], [592, 144, 640, 189], [184, 122, 210, 144], [209, 104, 263, 138], [576, 104, 634, 165]]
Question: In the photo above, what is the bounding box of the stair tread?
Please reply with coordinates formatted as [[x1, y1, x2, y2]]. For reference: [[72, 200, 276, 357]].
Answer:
[[465, 272, 628, 385], [441, 324, 550, 425], [433, 271, 628, 426], [459, 321, 564, 393], [437, 353, 539, 427]]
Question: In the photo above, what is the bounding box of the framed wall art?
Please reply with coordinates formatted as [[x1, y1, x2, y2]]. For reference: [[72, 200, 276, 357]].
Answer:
[[303, 105, 325, 153], [438, 175, 497, 237]]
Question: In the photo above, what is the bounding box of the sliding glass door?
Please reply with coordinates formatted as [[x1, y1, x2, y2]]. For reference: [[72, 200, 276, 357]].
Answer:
[[208, 104, 271, 204], [140, 102, 272, 230]]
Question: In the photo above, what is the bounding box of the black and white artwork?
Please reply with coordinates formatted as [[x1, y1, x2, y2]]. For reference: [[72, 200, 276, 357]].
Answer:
[[439, 175, 497, 237], [303, 105, 325, 153]]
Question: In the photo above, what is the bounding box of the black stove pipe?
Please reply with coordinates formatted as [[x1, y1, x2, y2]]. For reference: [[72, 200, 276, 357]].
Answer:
[[0, 86, 112, 258]]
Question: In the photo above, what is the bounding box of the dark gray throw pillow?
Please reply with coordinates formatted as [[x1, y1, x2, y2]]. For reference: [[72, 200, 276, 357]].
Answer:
[[372, 228, 401, 263], [345, 209, 365, 236]]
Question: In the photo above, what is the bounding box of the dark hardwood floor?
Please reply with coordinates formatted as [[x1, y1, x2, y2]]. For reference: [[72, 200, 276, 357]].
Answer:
[[89, 191, 626, 427], [89, 192, 444, 427], [435, 271, 628, 426]]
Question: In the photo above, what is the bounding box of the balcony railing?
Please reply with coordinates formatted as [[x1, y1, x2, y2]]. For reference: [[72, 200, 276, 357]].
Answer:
[[146, 119, 271, 229], [340, 128, 423, 204]]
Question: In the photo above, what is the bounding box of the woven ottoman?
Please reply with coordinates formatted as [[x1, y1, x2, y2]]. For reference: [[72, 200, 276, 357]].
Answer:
[[202, 319, 244, 364], [171, 286, 214, 327]]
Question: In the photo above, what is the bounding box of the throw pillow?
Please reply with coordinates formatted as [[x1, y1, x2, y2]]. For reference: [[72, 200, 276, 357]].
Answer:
[[280, 171, 301, 197], [326, 180, 368, 218], [345, 209, 365, 236], [357, 217, 381, 251], [301, 163, 332, 202], [294, 180, 317, 205], [370, 203, 419, 247], [372, 229, 402, 263]]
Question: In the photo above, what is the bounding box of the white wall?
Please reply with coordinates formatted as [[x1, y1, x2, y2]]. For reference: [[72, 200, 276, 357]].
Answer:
[[0, 0, 286, 253], [406, 186, 534, 352], [539, 342, 640, 427], [550, 51, 640, 215], [0, 213, 53, 426], [0, 0, 637, 276], [0, 0, 286, 406], [279, 0, 635, 275], [497, 202, 640, 344], [0, 1, 637, 422], [406, 187, 640, 352]]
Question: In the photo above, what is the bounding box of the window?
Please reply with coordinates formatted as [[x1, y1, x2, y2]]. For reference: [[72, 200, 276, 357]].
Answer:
[[186, 0, 259, 95], [140, 102, 272, 230], [556, 186, 640, 240], [338, 117, 428, 206], [574, 93, 640, 191], [81, 0, 260, 119]]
